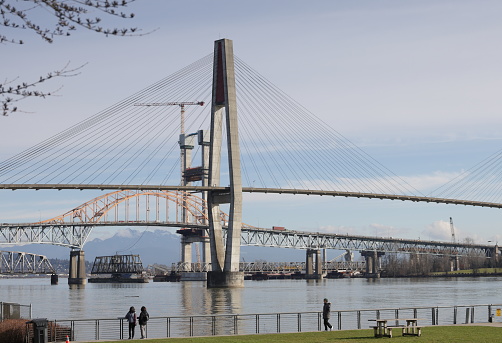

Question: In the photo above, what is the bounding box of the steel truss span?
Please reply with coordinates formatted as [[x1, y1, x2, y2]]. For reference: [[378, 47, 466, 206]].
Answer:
[[0, 250, 55, 274], [0, 188, 496, 256], [1, 184, 502, 209], [0, 223, 494, 258], [239, 229, 494, 257]]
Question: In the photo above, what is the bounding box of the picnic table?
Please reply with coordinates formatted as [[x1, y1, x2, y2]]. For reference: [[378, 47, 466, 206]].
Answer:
[[368, 318, 423, 338]]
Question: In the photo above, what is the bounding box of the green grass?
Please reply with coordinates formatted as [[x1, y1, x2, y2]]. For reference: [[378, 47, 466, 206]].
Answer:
[[80, 326, 501, 343], [430, 268, 502, 276]]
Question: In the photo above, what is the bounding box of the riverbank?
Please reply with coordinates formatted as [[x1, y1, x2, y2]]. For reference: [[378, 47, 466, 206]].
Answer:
[[73, 325, 502, 343]]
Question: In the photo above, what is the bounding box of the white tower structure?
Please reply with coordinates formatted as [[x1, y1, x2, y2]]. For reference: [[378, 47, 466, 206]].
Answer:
[[206, 38, 244, 287]]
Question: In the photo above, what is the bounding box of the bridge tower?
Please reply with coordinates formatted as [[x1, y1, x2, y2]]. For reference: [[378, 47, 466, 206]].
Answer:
[[206, 38, 244, 288]]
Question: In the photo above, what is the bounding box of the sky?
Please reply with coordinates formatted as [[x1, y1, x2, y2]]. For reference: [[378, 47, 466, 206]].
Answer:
[[1, 0, 502, 252]]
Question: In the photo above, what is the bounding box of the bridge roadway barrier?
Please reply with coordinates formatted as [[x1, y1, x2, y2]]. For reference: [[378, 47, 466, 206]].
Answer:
[[40, 303, 500, 341]]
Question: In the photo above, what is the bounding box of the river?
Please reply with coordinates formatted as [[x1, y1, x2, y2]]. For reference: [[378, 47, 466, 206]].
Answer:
[[1, 276, 501, 320]]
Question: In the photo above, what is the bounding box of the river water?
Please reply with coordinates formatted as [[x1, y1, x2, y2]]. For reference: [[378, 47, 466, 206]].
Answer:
[[1, 276, 501, 320]]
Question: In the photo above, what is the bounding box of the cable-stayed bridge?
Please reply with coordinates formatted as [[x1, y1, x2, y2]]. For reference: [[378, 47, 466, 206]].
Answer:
[[1, 39, 501, 285]]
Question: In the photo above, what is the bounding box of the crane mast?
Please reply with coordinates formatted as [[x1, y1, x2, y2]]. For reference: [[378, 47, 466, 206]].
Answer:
[[450, 217, 456, 243]]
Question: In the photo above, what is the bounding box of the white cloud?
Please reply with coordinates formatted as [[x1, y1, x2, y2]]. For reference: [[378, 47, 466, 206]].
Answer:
[[422, 220, 451, 241]]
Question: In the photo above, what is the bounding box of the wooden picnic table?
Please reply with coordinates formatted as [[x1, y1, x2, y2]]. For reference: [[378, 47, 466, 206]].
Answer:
[[368, 318, 423, 338]]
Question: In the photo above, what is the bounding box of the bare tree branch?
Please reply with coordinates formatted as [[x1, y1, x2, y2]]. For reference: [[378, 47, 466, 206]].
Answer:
[[1, 0, 149, 115]]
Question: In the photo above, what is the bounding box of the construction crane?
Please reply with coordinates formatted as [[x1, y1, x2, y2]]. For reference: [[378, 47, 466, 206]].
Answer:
[[134, 101, 205, 182], [134, 101, 204, 134], [450, 217, 456, 243]]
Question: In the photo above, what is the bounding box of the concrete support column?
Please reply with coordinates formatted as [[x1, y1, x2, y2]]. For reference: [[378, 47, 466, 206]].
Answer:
[[374, 252, 385, 275], [305, 249, 314, 276], [366, 255, 373, 275], [68, 250, 86, 285], [314, 249, 322, 276], [361, 250, 381, 278], [181, 238, 192, 272], [450, 256, 460, 271], [202, 236, 211, 266], [305, 249, 322, 279]]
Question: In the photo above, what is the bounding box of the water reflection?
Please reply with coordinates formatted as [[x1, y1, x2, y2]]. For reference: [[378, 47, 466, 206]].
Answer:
[[2, 277, 502, 321], [180, 282, 243, 315]]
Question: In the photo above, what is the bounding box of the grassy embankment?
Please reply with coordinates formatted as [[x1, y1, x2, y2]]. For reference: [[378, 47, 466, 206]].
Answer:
[[78, 326, 501, 343], [429, 267, 502, 276]]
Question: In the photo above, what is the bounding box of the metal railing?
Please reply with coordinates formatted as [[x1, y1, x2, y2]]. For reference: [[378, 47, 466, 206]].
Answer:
[[49, 304, 502, 342]]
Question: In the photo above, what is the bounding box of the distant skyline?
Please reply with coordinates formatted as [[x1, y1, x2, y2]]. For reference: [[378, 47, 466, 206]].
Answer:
[[2, 1, 502, 250]]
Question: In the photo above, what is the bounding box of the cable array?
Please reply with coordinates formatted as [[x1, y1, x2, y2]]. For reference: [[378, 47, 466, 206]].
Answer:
[[0, 54, 214, 186], [235, 57, 419, 195], [431, 149, 502, 203], [0, 52, 422, 196]]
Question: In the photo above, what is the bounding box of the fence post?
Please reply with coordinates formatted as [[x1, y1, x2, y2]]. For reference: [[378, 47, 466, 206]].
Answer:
[[337, 311, 341, 330], [471, 307, 475, 323], [297, 313, 301, 332], [465, 308, 470, 324], [256, 314, 259, 334], [488, 305, 492, 322], [357, 311, 361, 329], [454, 307, 457, 324]]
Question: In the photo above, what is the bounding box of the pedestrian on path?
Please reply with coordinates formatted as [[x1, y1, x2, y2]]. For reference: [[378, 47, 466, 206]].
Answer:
[[323, 298, 333, 331], [125, 306, 137, 339], [139, 306, 150, 339]]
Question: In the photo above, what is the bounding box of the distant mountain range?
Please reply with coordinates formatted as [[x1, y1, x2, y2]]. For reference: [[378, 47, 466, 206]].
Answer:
[[2, 228, 305, 267]]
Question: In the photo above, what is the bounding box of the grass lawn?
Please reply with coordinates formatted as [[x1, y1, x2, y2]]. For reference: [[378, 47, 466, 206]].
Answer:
[[79, 326, 501, 343], [430, 268, 502, 276]]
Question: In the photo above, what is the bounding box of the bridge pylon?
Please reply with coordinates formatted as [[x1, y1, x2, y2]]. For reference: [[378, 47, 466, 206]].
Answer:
[[206, 38, 244, 288]]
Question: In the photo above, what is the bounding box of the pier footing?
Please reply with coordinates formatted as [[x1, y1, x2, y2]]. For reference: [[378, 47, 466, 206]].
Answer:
[[207, 271, 244, 288]]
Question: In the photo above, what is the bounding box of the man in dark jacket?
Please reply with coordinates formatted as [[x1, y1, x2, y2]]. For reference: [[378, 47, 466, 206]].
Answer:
[[139, 306, 150, 339], [323, 298, 333, 331]]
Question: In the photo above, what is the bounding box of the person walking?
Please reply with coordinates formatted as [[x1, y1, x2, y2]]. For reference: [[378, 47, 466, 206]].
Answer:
[[322, 298, 333, 331], [125, 306, 137, 339], [138, 306, 150, 339]]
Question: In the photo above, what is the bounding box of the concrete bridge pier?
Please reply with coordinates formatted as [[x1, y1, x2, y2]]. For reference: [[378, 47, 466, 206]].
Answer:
[[486, 245, 499, 267], [181, 237, 193, 272], [179, 232, 211, 269], [450, 255, 460, 271], [361, 250, 384, 278], [68, 250, 87, 285], [305, 249, 322, 279]]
